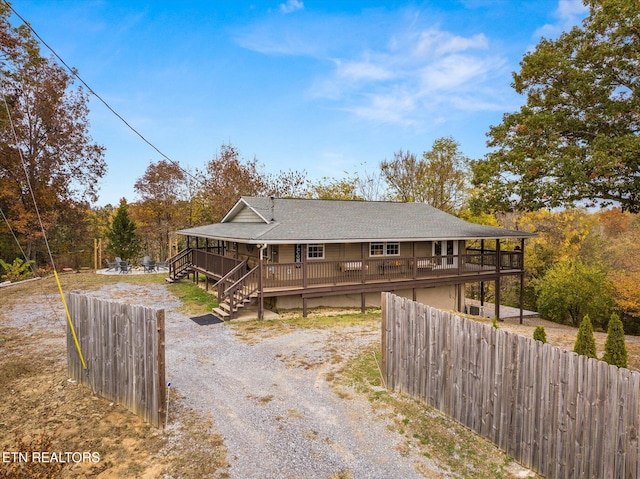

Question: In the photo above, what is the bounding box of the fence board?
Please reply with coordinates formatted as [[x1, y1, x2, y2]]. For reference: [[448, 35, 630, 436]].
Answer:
[[66, 293, 166, 428], [381, 292, 640, 479]]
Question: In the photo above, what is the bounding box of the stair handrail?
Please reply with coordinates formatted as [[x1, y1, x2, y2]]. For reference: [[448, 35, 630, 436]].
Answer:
[[216, 260, 248, 302], [219, 265, 260, 319], [168, 248, 193, 279]]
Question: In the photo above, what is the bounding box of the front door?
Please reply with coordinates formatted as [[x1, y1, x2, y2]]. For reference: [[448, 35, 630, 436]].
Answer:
[[432, 240, 457, 267]]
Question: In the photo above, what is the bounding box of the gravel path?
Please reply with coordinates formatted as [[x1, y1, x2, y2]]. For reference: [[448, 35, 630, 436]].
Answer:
[[22, 282, 433, 478], [164, 293, 429, 478]]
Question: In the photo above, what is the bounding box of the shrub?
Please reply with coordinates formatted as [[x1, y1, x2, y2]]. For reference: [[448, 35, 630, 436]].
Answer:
[[533, 326, 547, 343], [573, 314, 597, 359], [0, 258, 35, 282], [603, 313, 628, 368]]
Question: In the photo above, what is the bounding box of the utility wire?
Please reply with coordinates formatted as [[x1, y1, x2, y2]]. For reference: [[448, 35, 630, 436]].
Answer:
[[0, 204, 64, 327], [3, 0, 202, 187], [2, 91, 87, 369]]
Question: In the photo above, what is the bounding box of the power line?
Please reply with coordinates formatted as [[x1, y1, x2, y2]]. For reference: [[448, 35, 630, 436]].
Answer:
[[2, 91, 86, 368], [3, 0, 202, 187]]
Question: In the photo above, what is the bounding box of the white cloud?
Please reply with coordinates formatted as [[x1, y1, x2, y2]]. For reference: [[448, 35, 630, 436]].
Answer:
[[534, 0, 589, 39], [413, 29, 488, 57], [236, 8, 514, 126], [280, 0, 303, 14], [314, 24, 509, 125], [335, 59, 395, 82]]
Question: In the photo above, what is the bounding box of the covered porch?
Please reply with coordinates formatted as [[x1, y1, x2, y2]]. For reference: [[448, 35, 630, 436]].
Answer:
[[168, 239, 526, 320]]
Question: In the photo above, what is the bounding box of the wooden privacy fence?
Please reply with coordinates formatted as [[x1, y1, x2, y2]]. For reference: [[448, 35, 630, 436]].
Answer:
[[66, 293, 166, 428], [382, 292, 640, 479]]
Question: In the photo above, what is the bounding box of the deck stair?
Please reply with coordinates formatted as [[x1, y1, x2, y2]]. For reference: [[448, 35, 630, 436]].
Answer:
[[214, 263, 260, 320], [213, 290, 259, 320], [166, 248, 193, 283]]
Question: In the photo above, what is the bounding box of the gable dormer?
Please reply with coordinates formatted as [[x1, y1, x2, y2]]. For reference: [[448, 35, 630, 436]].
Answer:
[[222, 198, 270, 224]]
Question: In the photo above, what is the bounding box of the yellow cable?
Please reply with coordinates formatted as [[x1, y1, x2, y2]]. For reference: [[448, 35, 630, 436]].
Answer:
[[54, 270, 87, 370]]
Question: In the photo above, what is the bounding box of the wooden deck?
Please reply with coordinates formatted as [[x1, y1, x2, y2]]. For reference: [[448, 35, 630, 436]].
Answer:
[[182, 249, 523, 298]]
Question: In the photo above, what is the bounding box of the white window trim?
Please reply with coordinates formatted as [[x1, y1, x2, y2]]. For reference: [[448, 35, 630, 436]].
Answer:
[[369, 242, 400, 257], [307, 243, 325, 260]]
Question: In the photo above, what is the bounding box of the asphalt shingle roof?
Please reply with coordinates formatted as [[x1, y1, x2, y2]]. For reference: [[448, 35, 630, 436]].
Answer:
[[177, 197, 534, 244]]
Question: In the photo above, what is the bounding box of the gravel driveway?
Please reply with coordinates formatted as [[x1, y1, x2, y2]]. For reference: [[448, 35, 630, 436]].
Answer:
[[67, 282, 433, 478]]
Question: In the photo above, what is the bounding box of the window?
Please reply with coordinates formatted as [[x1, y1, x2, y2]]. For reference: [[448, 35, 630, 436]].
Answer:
[[370, 243, 384, 256], [370, 242, 400, 256], [386, 242, 400, 256], [307, 244, 324, 259]]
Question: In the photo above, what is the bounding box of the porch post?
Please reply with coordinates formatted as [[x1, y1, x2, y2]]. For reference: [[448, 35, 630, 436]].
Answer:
[[480, 239, 485, 310], [412, 241, 417, 280], [519, 238, 525, 324], [192, 237, 199, 283], [302, 244, 308, 289], [495, 239, 501, 321], [259, 247, 264, 320], [361, 243, 366, 284], [302, 245, 308, 318]]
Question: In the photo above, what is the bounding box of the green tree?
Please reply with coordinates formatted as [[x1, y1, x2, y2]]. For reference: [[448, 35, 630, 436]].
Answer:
[[603, 313, 628, 368], [533, 326, 547, 343], [105, 199, 141, 262], [471, 0, 640, 213], [574, 315, 597, 359], [534, 258, 613, 327]]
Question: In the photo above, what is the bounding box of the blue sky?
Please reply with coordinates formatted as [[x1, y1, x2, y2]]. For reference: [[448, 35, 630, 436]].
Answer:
[[10, 0, 588, 206]]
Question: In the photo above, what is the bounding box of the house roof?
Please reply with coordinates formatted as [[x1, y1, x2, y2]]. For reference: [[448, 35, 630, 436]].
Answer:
[[177, 197, 535, 244]]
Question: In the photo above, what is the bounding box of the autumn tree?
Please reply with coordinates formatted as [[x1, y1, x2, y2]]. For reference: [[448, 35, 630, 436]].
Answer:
[[194, 143, 307, 223], [597, 208, 640, 333], [534, 258, 613, 328], [105, 199, 141, 262], [133, 159, 191, 260], [471, 0, 640, 213], [381, 137, 468, 213], [307, 173, 362, 200], [0, 4, 106, 263]]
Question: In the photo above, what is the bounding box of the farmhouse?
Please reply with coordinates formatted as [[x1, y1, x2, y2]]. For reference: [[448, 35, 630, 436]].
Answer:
[[169, 197, 533, 320]]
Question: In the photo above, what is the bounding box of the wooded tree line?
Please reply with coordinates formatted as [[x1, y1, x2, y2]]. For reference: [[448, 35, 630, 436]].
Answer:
[[1, 1, 638, 332]]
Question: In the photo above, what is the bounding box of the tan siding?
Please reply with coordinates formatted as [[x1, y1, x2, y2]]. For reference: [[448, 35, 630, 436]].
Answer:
[[274, 286, 456, 310], [279, 244, 294, 263], [228, 206, 265, 223], [415, 241, 432, 256]]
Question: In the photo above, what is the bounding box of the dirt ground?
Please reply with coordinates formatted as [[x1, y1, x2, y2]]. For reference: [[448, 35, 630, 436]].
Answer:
[[0, 274, 228, 479], [1, 273, 638, 478]]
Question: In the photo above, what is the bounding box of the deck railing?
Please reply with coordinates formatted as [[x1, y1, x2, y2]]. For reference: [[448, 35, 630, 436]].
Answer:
[[187, 249, 523, 291], [260, 251, 523, 290], [192, 249, 244, 277], [168, 248, 193, 279]]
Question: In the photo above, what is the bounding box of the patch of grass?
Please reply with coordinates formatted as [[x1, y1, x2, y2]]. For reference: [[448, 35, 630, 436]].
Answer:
[[168, 281, 218, 315], [230, 309, 380, 342], [335, 347, 533, 479]]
